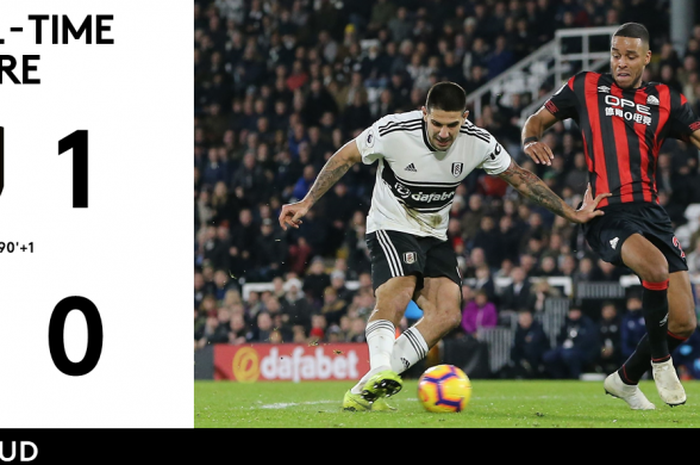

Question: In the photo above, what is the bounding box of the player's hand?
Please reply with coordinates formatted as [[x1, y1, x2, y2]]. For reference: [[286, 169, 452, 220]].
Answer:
[[523, 140, 554, 166], [278, 200, 310, 231], [570, 183, 611, 224]]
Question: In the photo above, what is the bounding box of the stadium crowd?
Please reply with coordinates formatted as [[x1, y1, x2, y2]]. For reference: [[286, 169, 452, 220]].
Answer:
[[194, 0, 700, 379]]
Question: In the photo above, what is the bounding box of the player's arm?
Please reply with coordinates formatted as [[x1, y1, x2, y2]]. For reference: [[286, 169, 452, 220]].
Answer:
[[278, 139, 362, 231], [497, 160, 610, 224], [687, 129, 700, 151], [521, 105, 559, 166], [522, 74, 581, 166]]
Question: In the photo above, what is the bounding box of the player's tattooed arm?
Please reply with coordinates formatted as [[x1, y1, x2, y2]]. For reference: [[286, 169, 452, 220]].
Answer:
[[304, 143, 359, 205], [279, 139, 362, 230], [498, 160, 610, 224]]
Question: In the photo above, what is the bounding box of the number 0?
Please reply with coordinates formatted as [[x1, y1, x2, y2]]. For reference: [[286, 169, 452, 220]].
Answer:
[[48, 296, 103, 376]]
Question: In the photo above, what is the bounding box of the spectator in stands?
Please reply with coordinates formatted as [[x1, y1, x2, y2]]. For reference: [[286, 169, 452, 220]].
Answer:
[[212, 268, 237, 303], [309, 313, 328, 344], [591, 257, 625, 282], [529, 278, 562, 313], [497, 213, 522, 265], [463, 247, 488, 280], [486, 35, 516, 79], [250, 311, 275, 343], [471, 215, 503, 270], [499, 266, 534, 312], [229, 308, 251, 345], [597, 300, 623, 375], [461, 289, 499, 337], [203, 307, 233, 346], [229, 208, 257, 277], [473, 263, 498, 306], [302, 256, 331, 306], [460, 192, 488, 246], [280, 276, 314, 335], [543, 304, 600, 379], [505, 308, 550, 379], [329, 269, 354, 303], [320, 285, 349, 326], [620, 293, 647, 362], [251, 218, 287, 282], [345, 315, 367, 343]]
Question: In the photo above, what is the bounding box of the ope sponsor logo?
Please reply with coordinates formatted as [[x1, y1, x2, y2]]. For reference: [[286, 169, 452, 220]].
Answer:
[[0, 442, 38, 463], [603, 95, 653, 125]]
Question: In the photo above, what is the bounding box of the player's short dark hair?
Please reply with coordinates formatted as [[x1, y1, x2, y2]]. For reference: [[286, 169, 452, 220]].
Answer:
[[425, 81, 467, 113], [613, 22, 650, 47]]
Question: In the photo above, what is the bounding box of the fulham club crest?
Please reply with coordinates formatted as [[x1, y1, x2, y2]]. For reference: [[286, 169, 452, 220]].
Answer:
[[451, 162, 463, 177], [403, 251, 417, 264]]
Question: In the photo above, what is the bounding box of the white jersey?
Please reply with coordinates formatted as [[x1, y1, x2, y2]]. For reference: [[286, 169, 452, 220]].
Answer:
[[354, 110, 512, 241]]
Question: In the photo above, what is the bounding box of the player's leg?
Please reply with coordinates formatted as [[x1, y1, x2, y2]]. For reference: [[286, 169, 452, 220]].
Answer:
[[666, 270, 697, 342], [613, 270, 696, 400], [612, 233, 686, 405], [344, 230, 420, 411], [389, 238, 462, 375], [343, 275, 415, 411], [389, 275, 462, 374], [620, 233, 671, 361]]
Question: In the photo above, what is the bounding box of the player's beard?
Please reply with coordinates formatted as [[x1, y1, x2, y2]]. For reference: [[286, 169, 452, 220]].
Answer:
[[433, 135, 452, 149], [614, 68, 643, 89]]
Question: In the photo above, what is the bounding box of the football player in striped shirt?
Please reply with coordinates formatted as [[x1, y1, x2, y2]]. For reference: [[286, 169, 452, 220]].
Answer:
[[522, 22, 700, 409], [279, 81, 609, 411]]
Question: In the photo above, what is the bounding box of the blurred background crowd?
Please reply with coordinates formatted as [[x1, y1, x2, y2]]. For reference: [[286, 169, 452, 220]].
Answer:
[[194, 0, 700, 379]]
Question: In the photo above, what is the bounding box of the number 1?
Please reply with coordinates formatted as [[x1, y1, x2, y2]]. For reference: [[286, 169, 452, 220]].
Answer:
[[58, 130, 88, 208]]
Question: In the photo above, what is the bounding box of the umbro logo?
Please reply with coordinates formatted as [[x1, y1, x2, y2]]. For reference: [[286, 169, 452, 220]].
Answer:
[[646, 95, 660, 106], [598, 85, 611, 93], [609, 237, 619, 250], [404, 163, 417, 172]]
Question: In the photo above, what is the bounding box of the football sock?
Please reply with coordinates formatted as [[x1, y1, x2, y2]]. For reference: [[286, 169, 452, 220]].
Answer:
[[641, 279, 670, 362], [351, 319, 395, 394], [390, 326, 429, 374], [618, 330, 688, 385]]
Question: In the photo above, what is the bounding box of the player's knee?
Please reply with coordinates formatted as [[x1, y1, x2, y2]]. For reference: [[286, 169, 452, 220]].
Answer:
[[439, 304, 462, 331], [669, 312, 697, 339], [639, 262, 669, 284]]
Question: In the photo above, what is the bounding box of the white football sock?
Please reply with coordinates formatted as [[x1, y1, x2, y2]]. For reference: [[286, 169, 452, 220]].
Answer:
[[390, 326, 429, 374], [350, 319, 395, 394]]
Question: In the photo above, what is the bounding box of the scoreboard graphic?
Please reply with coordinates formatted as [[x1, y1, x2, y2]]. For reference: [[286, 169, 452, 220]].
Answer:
[[0, 0, 192, 441]]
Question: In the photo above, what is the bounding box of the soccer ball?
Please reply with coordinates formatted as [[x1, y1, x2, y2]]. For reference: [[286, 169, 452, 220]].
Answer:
[[418, 364, 472, 413]]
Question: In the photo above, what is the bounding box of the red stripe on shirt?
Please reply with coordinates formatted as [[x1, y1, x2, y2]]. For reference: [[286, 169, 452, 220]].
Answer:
[[584, 73, 610, 207], [610, 86, 634, 203], [653, 85, 671, 203], [634, 89, 653, 203]]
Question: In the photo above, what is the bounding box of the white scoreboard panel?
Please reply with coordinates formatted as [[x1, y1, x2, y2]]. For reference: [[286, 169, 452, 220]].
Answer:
[[0, 0, 193, 452]]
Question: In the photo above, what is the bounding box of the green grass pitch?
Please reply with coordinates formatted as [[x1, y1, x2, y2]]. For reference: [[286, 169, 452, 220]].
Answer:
[[194, 379, 700, 428]]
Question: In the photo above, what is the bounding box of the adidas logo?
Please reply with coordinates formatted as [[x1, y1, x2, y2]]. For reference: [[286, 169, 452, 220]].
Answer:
[[609, 237, 619, 250], [647, 95, 660, 106], [400, 357, 410, 370], [598, 85, 611, 93], [404, 163, 417, 172]]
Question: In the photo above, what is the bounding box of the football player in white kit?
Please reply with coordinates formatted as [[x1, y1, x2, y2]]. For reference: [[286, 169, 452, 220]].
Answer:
[[279, 81, 610, 411]]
